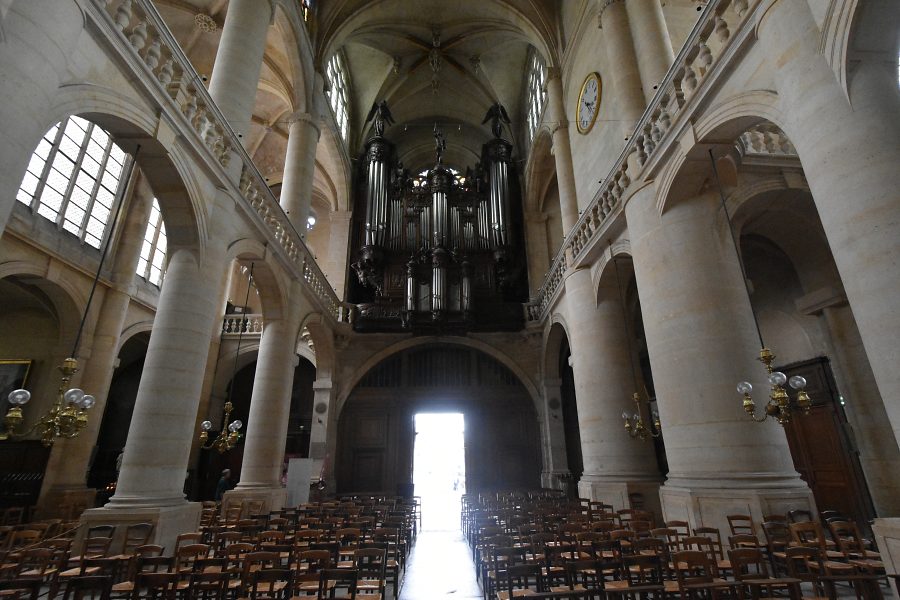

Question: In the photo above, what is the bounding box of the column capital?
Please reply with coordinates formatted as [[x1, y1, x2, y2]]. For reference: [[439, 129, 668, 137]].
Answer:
[[286, 111, 321, 138]]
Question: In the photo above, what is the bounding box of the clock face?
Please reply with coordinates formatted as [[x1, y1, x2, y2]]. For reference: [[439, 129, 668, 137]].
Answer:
[[576, 72, 601, 134]]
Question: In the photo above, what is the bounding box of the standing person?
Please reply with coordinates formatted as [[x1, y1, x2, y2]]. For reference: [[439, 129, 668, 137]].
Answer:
[[215, 468, 233, 502]]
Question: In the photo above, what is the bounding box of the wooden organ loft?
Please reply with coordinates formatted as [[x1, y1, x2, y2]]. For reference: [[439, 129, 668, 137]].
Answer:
[[347, 104, 528, 333]]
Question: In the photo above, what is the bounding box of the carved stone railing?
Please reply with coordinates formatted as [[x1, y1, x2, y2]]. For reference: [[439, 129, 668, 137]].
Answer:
[[92, 0, 343, 322], [222, 314, 264, 335], [739, 124, 798, 157], [528, 0, 759, 322]]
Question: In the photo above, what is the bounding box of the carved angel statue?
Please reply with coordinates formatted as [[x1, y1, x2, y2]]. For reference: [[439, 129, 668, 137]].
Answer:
[[433, 124, 446, 164], [365, 100, 395, 137], [482, 102, 511, 138]]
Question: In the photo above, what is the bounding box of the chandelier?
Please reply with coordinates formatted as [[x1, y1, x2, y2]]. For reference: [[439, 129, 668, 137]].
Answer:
[[2, 148, 139, 446], [708, 150, 811, 426], [198, 262, 254, 453]]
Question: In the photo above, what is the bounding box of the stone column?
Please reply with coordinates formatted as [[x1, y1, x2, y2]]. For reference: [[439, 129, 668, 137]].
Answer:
[[225, 284, 303, 512], [757, 0, 900, 450], [545, 70, 580, 235], [598, 0, 646, 137], [564, 264, 661, 511], [539, 378, 570, 490], [279, 114, 320, 235], [524, 212, 551, 294], [37, 175, 155, 516], [625, 0, 674, 102], [0, 1, 85, 233], [626, 186, 812, 534], [81, 242, 228, 551], [207, 0, 273, 143]]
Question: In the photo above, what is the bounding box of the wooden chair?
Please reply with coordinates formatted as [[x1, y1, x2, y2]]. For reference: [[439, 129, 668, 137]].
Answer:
[[694, 527, 731, 575], [827, 521, 883, 573], [317, 567, 357, 599], [729, 547, 801, 600], [61, 575, 113, 600], [607, 553, 664, 600], [0, 577, 41, 600], [187, 570, 230, 600], [174, 533, 204, 553], [726, 515, 754, 537], [788, 522, 850, 569], [762, 521, 792, 575], [247, 568, 292, 600], [130, 572, 179, 600], [293, 550, 331, 596], [671, 550, 739, 600], [353, 547, 386, 598], [497, 563, 546, 600]]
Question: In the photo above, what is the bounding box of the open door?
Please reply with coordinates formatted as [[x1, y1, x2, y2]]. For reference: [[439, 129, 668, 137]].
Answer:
[[780, 357, 875, 527]]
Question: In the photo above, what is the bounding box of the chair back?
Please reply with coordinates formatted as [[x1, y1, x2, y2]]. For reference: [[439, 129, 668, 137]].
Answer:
[[122, 523, 154, 555], [728, 547, 770, 581], [318, 568, 356, 599], [62, 575, 112, 600], [0, 578, 41, 600], [726, 514, 754, 536]]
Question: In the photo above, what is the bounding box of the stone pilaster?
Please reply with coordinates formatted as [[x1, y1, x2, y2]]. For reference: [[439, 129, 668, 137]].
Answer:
[[539, 378, 570, 490]]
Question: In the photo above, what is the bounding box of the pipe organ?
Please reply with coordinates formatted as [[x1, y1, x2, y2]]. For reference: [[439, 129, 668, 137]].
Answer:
[[349, 106, 527, 332]]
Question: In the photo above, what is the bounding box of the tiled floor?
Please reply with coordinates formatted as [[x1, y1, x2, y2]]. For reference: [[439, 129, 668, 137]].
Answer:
[[399, 528, 481, 599]]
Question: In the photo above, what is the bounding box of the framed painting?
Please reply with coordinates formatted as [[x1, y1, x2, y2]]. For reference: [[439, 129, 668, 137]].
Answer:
[[0, 360, 32, 404]]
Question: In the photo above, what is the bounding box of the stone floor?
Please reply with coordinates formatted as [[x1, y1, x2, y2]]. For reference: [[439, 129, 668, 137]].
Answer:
[[399, 528, 481, 600]]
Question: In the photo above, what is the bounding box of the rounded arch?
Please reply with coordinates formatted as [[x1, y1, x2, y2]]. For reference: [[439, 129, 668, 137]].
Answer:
[[298, 313, 333, 376], [842, 0, 899, 100], [591, 239, 632, 304], [523, 129, 555, 213], [336, 335, 540, 417], [47, 85, 206, 252], [225, 238, 289, 322], [117, 321, 156, 353], [542, 319, 570, 381], [658, 99, 789, 214], [0, 268, 83, 351]]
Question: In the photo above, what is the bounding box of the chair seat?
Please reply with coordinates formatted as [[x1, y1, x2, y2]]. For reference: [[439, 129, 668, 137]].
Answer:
[[550, 584, 586, 593], [111, 582, 134, 592], [496, 590, 536, 600], [59, 566, 98, 578]]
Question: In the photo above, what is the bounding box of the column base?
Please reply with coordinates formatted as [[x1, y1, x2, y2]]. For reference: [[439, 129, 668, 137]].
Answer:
[[223, 486, 287, 515], [79, 502, 201, 554], [873, 518, 900, 600], [578, 477, 663, 518], [659, 478, 814, 537], [35, 486, 97, 520], [540, 470, 571, 491]]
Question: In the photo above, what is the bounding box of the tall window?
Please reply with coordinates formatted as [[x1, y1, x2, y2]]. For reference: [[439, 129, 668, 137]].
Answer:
[[525, 51, 547, 144], [326, 53, 350, 141], [17, 116, 129, 249], [136, 199, 168, 286]]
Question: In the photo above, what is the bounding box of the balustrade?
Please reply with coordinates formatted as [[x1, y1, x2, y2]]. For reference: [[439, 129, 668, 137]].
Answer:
[[222, 314, 264, 335], [92, 0, 342, 322], [528, 0, 759, 322]]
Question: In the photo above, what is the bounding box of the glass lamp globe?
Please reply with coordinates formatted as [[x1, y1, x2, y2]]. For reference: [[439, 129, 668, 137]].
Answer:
[[64, 388, 85, 406], [80, 395, 96, 409], [228, 420, 243, 432], [200, 420, 213, 431], [7, 389, 31, 405], [621, 411, 629, 420], [768, 371, 787, 386], [788, 375, 807, 390], [736, 381, 753, 395]]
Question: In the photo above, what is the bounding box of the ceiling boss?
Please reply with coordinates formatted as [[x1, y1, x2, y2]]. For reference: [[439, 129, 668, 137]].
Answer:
[[576, 71, 601, 134]]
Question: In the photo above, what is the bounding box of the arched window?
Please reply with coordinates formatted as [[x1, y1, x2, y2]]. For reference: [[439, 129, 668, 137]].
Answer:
[[16, 116, 129, 249], [326, 52, 351, 141], [136, 199, 167, 286], [525, 50, 547, 144]]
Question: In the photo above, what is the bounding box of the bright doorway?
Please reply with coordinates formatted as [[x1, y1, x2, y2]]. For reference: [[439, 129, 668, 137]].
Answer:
[[413, 413, 465, 531]]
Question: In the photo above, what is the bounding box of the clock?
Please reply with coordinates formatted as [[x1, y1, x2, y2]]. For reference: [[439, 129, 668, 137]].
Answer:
[[576, 72, 602, 134]]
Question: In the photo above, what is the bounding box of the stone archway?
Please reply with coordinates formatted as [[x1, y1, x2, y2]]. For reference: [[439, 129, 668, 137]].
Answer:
[[336, 344, 541, 496]]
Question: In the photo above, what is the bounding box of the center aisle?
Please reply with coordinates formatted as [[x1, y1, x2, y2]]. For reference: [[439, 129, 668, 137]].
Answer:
[[399, 529, 481, 599]]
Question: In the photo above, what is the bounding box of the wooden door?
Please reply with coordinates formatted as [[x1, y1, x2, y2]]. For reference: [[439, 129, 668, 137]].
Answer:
[[780, 358, 874, 525]]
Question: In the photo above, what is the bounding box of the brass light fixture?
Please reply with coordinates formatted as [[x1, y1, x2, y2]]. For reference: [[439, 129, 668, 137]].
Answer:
[[2, 148, 140, 446], [708, 150, 811, 426], [611, 244, 662, 441], [198, 262, 254, 453]]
